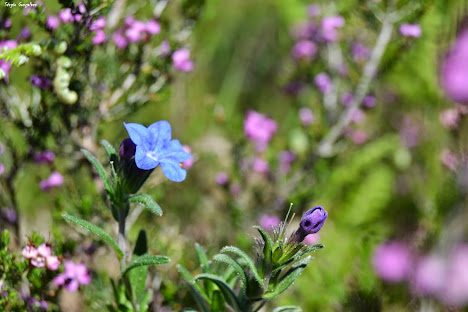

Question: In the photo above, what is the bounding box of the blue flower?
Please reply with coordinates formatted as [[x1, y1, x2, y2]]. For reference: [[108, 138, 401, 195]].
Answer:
[[123, 121, 193, 182]]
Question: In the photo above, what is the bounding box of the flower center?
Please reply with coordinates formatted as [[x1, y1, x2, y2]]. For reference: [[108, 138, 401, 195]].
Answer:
[[146, 151, 159, 162]]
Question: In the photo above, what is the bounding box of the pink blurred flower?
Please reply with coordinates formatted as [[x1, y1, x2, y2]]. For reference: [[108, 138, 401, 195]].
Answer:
[[439, 109, 460, 129], [22, 245, 38, 259], [125, 20, 146, 42], [181, 145, 194, 169], [159, 40, 171, 57], [74, 14, 83, 22], [172, 48, 194, 72], [350, 108, 366, 124], [412, 255, 447, 295], [78, 3, 86, 14], [441, 149, 458, 171], [299, 107, 314, 126], [47, 256, 61, 271], [215, 172, 229, 185], [0, 163, 4, 176], [303, 234, 320, 245], [341, 92, 354, 106], [112, 31, 128, 49], [46, 16, 60, 30], [58, 8, 74, 23], [363, 95, 376, 108], [307, 4, 321, 17], [54, 261, 91, 292], [252, 158, 269, 173], [145, 20, 161, 35], [399, 24, 422, 38], [244, 111, 277, 151], [259, 214, 280, 230], [291, 40, 317, 60], [90, 17, 106, 31], [92, 30, 106, 45], [352, 42, 370, 62], [0, 40, 17, 83], [441, 29, 468, 103], [351, 130, 367, 145], [321, 15, 344, 42], [314, 73, 332, 93], [442, 245, 468, 306], [37, 244, 51, 257], [373, 241, 412, 283], [39, 172, 64, 191], [279, 150, 295, 174]]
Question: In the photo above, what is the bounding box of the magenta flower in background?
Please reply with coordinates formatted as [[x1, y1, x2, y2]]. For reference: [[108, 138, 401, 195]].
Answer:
[[341, 92, 354, 106], [279, 150, 295, 174], [252, 157, 269, 173], [352, 42, 370, 62], [39, 172, 64, 191], [441, 29, 468, 103], [229, 183, 241, 196], [159, 40, 171, 57], [307, 4, 321, 17], [181, 145, 194, 169], [215, 172, 229, 185], [439, 108, 459, 129], [112, 31, 128, 49], [89, 17, 106, 31], [58, 8, 74, 23], [303, 233, 320, 245], [441, 149, 458, 171], [125, 20, 146, 42], [321, 15, 344, 42], [314, 72, 332, 93], [399, 24, 422, 38], [291, 22, 317, 40], [1, 18, 12, 29], [30, 75, 51, 90], [18, 27, 31, 40], [172, 49, 194, 72], [92, 30, 106, 45], [363, 95, 376, 108], [259, 214, 281, 230], [350, 108, 366, 124], [0, 163, 4, 176], [372, 241, 412, 283], [291, 40, 317, 60], [412, 255, 447, 296], [34, 150, 55, 163], [244, 111, 278, 151], [145, 20, 161, 35], [22, 245, 38, 259], [299, 107, 314, 126], [46, 16, 60, 30], [350, 130, 367, 145], [78, 3, 86, 14], [442, 245, 468, 306], [54, 261, 91, 292], [0, 40, 18, 83]]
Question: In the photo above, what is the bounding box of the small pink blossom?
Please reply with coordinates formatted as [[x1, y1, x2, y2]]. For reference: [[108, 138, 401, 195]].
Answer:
[[303, 234, 320, 245], [215, 172, 229, 185], [350, 130, 367, 145], [399, 24, 422, 38], [442, 245, 468, 306], [259, 214, 280, 230], [145, 20, 161, 35], [412, 255, 447, 295], [92, 30, 106, 45], [314, 73, 332, 93], [90, 17, 106, 31], [172, 49, 194, 72], [112, 31, 128, 49], [252, 158, 269, 173], [40, 171, 64, 191], [22, 245, 38, 259], [34, 150, 55, 164], [37, 244, 51, 258], [291, 40, 317, 60], [441, 29, 468, 103], [441, 149, 458, 171], [0, 163, 4, 176], [54, 261, 91, 292], [181, 145, 194, 169], [439, 108, 459, 129], [350, 108, 366, 124], [46, 16, 60, 30], [321, 15, 344, 42], [46, 256, 61, 271], [373, 241, 412, 283], [159, 40, 171, 57], [58, 8, 74, 23], [244, 111, 277, 151], [299, 107, 314, 126]]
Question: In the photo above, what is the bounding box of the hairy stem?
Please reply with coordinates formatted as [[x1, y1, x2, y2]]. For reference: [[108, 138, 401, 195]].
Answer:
[[317, 16, 394, 156]]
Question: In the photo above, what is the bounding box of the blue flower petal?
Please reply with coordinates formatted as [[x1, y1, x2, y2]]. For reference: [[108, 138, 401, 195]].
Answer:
[[160, 161, 187, 182], [124, 123, 152, 150], [135, 146, 159, 170], [159, 140, 193, 163], [148, 121, 172, 149]]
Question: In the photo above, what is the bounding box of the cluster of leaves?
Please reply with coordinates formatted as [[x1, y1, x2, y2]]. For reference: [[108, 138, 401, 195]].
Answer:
[[178, 219, 323, 312]]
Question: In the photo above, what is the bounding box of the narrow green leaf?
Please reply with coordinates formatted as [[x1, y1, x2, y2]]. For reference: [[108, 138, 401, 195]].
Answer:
[[188, 284, 210, 312], [262, 256, 311, 300], [81, 149, 112, 194], [62, 214, 123, 259], [123, 254, 170, 275], [253, 226, 273, 262], [194, 274, 242, 312], [195, 243, 212, 273], [138, 290, 153, 312], [220, 246, 264, 287], [213, 254, 247, 289], [272, 244, 323, 274], [177, 264, 210, 304], [211, 290, 227, 312], [100, 139, 117, 158], [128, 194, 162, 216], [272, 306, 302, 312]]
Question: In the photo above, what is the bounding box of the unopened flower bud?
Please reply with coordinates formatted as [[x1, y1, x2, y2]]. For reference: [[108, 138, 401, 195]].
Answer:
[[291, 206, 328, 243], [119, 138, 152, 194]]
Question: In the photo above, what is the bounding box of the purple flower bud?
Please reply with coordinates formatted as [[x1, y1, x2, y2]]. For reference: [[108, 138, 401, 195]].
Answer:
[[215, 172, 229, 185], [34, 150, 55, 163], [372, 241, 412, 283], [442, 245, 468, 306], [119, 138, 136, 161], [78, 3, 86, 14], [18, 27, 31, 40], [341, 92, 354, 106], [352, 42, 370, 62], [30, 75, 51, 90], [292, 206, 328, 242], [1, 207, 17, 224], [39, 172, 64, 191], [399, 24, 422, 38], [363, 95, 376, 108], [439, 108, 459, 129], [2, 18, 12, 29], [119, 138, 152, 194]]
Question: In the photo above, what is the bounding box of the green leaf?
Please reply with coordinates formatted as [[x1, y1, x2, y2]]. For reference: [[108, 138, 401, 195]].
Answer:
[[100, 139, 117, 158], [195, 243, 212, 273], [123, 254, 170, 275], [138, 290, 153, 312], [211, 290, 227, 311], [177, 264, 210, 304], [272, 244, 324, 274], [213, 254, 247, 290], [130, 232, 149, 306], [194, 274, 242, 312], [220, 246, 264, 287], [272, 306, 303, 312], [263, 256, 312, 300], [253, 226, 273, 262], [62, 214, 123, 259], [128, 194, 163, 216], [81, 149, 112, 194]]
